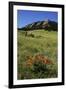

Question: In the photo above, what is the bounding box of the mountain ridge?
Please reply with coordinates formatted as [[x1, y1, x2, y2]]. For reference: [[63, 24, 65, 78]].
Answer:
[[18, 20, 58, 31]]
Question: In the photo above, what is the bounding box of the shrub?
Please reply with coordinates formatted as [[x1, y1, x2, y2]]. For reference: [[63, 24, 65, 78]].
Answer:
[[29, 33, 35, 37], [32, 60, 49, 73], [25, 54, 55, 78]]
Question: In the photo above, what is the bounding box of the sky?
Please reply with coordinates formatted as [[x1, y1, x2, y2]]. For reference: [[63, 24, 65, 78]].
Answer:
[[17, 10, 58, 28]]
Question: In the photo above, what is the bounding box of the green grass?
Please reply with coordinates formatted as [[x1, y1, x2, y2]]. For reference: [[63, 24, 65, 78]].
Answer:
[[17, 29, 58, 79]]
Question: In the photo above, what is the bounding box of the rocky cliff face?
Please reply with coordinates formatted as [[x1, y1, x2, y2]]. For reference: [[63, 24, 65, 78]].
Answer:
[[18, 20, 58, 31]]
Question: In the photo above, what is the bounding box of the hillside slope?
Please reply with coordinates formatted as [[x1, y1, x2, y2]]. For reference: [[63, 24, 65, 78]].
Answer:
[[17, 30, 58, 79]]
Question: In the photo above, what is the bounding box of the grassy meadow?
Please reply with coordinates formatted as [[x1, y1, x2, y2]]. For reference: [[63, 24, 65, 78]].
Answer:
[[17, 29, 58, 79]]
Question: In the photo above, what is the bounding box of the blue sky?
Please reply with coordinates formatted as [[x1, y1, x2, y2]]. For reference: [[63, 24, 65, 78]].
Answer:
[[17, 10, 58, 28]]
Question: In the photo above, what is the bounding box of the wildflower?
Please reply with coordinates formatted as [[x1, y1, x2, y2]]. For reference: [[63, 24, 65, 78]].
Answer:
[[26, 54, 53, 67]]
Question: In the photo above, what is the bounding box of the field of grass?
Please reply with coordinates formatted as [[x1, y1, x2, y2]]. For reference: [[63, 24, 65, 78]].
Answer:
[[17, 29, 58, 79]]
